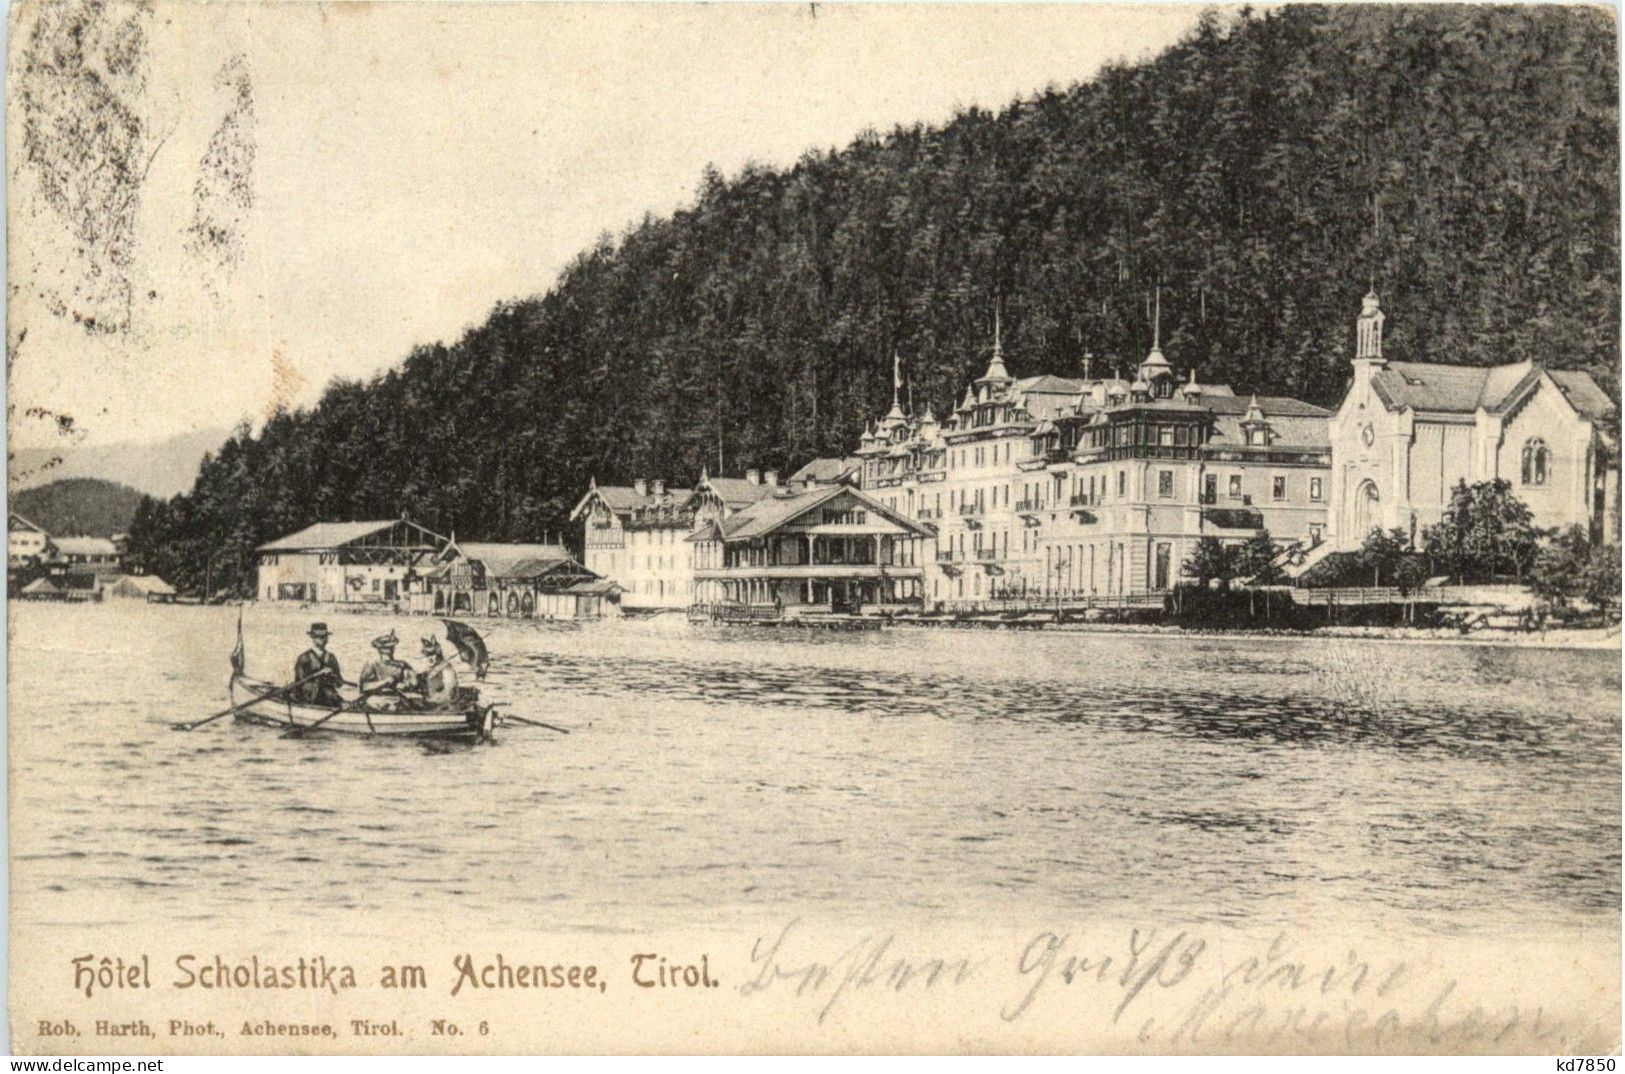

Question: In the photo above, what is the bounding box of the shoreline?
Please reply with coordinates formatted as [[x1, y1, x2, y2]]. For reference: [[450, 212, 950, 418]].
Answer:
[[40, 599, 1622, 652], [883, 614, 1622, 651]]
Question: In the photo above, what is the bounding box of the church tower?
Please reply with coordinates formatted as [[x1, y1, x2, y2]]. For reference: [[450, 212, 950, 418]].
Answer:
[[1354, 289, 1386, 369]]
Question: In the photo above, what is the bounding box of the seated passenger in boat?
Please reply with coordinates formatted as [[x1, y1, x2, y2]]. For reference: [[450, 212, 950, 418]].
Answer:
[[417, 635, 459, 708], [292, 622, 344, 706], [358, 630, 415, 695]]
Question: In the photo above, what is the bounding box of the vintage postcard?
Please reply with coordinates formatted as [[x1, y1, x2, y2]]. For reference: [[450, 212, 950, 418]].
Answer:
[[6, 0, 1620, 1057]]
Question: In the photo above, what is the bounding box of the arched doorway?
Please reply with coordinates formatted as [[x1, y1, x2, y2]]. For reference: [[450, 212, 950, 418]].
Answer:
[[488, 591, 500, 616], [507, 591, 521, 615], [1353, 480, 1379, 542], [520, 592, 535, 617]]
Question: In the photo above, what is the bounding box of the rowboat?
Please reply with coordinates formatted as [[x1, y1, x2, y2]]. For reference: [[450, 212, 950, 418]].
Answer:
[[229, 673, 493, 740]]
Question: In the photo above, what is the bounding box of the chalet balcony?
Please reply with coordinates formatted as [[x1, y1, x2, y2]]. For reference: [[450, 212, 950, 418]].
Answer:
[[695, 563, 925, 581]]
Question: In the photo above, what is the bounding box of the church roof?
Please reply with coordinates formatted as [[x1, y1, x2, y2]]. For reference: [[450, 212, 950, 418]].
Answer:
[[1369, 360, 1612, 421]]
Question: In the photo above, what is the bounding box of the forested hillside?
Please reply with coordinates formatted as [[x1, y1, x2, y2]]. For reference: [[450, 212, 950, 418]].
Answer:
[[126, 5, 1619, 595], [11, 478, 144, 537]]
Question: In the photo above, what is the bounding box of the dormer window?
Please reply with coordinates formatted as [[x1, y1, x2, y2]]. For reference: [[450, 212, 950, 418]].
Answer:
[[1247, 428, 1268, 446]]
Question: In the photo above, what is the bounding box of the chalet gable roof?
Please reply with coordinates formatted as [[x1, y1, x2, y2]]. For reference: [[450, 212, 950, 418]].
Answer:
[[257, 518, 447, 552], [714, 484, 934, 543], [8, 512, 48, 536], [570, 482, 694, 520]]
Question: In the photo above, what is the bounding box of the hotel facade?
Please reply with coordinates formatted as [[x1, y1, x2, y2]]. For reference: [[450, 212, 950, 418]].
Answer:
[[853, 324, 1333, 606], [576, 293, 1614, 612]]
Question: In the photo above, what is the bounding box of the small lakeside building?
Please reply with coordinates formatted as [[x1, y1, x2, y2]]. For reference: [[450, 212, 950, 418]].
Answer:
[[424, 540, 621, 620], [255, 518, 448, 604]]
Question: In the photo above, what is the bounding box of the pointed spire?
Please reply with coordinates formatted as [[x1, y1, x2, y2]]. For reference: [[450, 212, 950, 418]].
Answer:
[[1244, 393, 1264, 423], [1152, 284, 1161, 351], [1140, 283, 1173, 379], [979, 301, 1011, 382], [884, 350, 906, 423], [1183, 367, 1203, 401]]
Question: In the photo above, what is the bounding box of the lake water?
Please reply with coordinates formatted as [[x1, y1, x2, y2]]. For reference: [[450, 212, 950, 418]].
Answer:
[[8, 602, 1619, 938]]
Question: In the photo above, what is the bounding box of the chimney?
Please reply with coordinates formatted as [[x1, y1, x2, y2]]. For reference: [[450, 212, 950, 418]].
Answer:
[[633, 478, 648, 497], [746, 469, 761, 485], [653, 479, 666, 496], [763, 470, 779, 488]]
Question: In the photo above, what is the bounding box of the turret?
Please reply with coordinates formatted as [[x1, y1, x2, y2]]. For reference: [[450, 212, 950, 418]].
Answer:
[[1355, 289, 1386, 367], [1241, 394, 1270, 446], [1181, 367, 1203, 403], [976, 306, 1012, 384]]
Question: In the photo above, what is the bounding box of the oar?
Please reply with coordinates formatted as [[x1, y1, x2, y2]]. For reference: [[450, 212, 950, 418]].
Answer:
[[282, 656, 457, 739], [171, 669, 330, 731], [496, 713, 571, 734]]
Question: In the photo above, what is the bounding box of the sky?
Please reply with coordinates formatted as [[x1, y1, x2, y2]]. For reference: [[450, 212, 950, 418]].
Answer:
[[7, 2, 1205, 452]]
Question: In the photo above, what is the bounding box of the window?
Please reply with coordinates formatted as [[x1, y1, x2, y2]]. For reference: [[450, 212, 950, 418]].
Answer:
[[1158, 426, 1174, 447], [1203, 474, 1218, 503], [1158, 470, 1174, 498], [1310, 477, 1323, 501], [1248, 428, 1268, 446], [1522, 438, 1549, 486], [1228, 474, 1243, 498], [1272, 476, 1287, 501], [1174, 426, 1188, 447], [1117, 470, 1127, 497]]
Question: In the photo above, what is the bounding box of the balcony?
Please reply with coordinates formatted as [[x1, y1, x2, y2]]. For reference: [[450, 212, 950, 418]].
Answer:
[[1069, 493, 1097, 507], [917, 507, 940, 520], [976, 548, 997, 561], [935, 549, 956, 563], [1014, 498, 1041, 512], [958, 503, 983, 517]]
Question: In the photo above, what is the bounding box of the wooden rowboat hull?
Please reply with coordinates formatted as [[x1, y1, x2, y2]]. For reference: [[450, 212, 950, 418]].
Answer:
[[229, 675, 486, 739]]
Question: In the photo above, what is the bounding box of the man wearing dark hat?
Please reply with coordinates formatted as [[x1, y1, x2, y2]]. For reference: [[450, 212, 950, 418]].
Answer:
[[293, 622, 345, 706]]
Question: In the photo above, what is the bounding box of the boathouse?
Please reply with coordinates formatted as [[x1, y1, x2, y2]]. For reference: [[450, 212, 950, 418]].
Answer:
[[255, 518, 448, 604], [428, 540, 621, 620]]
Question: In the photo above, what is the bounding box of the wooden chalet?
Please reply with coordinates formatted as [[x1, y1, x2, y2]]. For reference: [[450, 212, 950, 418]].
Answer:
[[427, 540, 621, 620], [255, 518, 448, 604]]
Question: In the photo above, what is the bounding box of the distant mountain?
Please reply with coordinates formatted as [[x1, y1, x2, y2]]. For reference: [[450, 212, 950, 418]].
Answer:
[[8, 425, 232, 499], [10, 478, 146, 537]]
